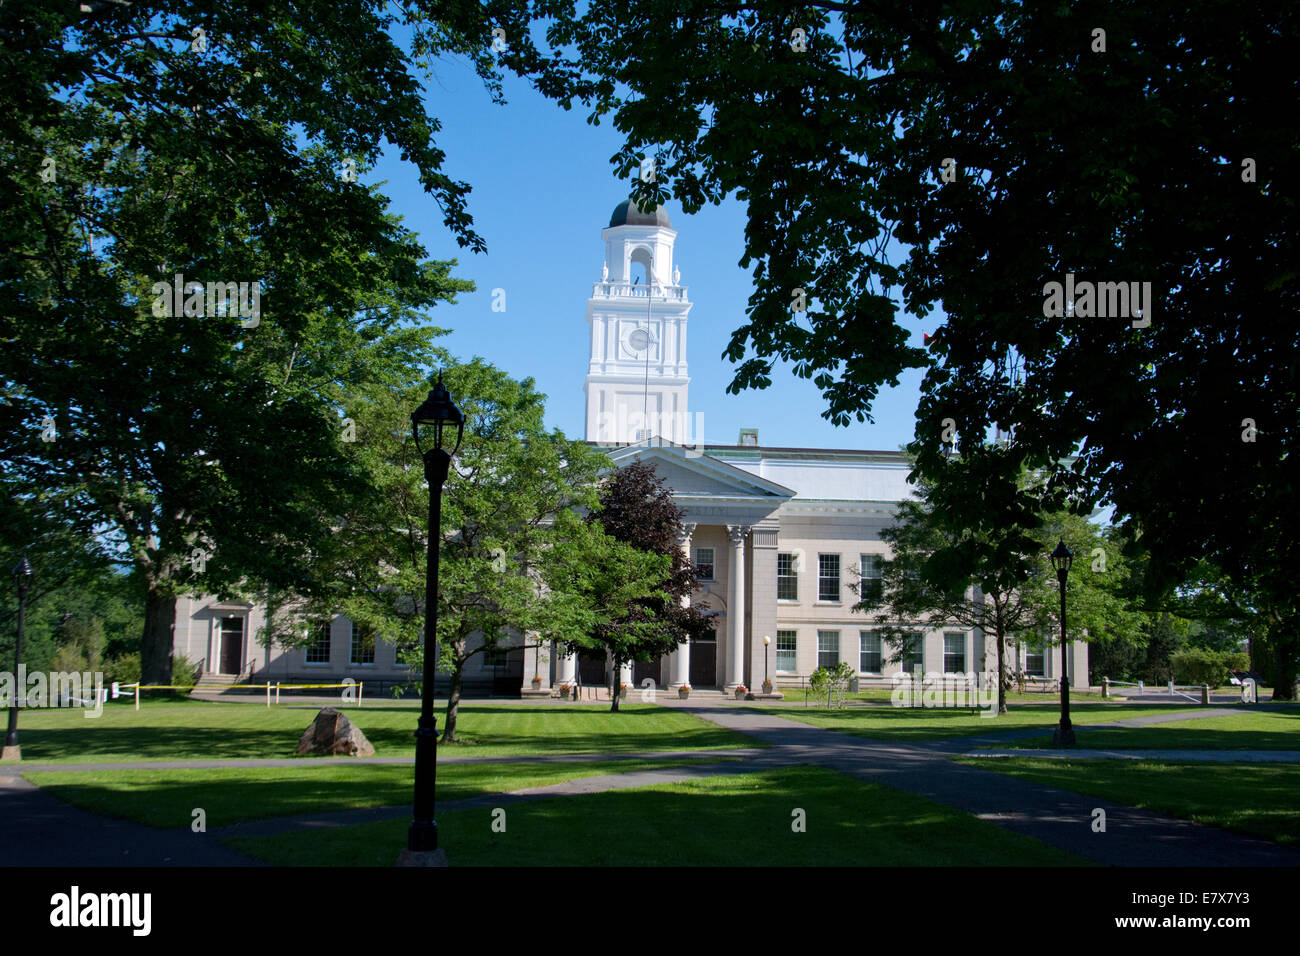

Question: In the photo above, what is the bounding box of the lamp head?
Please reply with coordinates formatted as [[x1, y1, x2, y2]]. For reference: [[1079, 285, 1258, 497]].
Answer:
[[411, 372, 465, 458], [1050, 539, 1073, 582], [763, 635, 770, 646]]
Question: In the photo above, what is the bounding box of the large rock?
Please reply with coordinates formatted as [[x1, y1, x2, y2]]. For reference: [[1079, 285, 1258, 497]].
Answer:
[[297, 707, 375, 756]]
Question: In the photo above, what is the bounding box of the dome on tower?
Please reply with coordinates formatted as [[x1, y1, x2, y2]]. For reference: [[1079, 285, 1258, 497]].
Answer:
[[609, 197, 671, 229]]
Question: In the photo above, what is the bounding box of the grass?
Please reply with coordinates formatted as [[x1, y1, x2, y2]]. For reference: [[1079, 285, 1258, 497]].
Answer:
[[747, 702, 1208, 742], [226, 765, 1091, 866], [955, 757, 1300, 845], [23, 756, 737, 828], [986, 709, 1300, 750], [4, 699, 758, 763]]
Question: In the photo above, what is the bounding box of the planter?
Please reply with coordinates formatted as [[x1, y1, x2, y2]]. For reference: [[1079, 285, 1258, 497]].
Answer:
[[761, 683, 773, 695], [678, 687, 690, 699], [734, 686, 747, 700], [530, 679, 542, 688], [619, 686, 629, 699]]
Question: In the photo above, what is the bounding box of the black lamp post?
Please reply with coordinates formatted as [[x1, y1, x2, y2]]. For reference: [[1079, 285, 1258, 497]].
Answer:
[[1050, 539, 1076, 747], [406, 374, 464, 856], [3, 555, 33, 762], [763, 635, 770, 687]]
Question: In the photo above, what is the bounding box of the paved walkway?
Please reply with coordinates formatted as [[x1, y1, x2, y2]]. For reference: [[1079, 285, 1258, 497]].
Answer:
[[3, 700, 1297, 866], [969, 749, 1300, 763]]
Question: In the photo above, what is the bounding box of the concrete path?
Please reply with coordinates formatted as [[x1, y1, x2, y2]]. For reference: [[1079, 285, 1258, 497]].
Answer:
[[0, 774, 261, 866], [969, 749, 1300, 763], [662, 701, 1300, 866]]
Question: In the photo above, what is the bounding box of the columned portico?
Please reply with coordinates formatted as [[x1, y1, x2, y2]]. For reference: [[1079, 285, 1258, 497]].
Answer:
[[724, 524, 749, 692]]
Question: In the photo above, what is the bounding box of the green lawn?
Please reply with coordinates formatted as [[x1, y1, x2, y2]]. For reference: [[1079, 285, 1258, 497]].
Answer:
[[4, 700, 757, 763], [985, 709, 1300, 750], [227, 765, 1090, 866], [749, 702, 1208, 742], [955, 757, 1300, 845], [24, 756, 737, 827]]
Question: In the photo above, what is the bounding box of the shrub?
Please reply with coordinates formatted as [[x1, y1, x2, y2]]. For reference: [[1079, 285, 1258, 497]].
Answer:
[[103, 652, 141, 685], [809, 662, 855, 708], [170, 654, 201, 692], [1171, 647, 1233, 686]]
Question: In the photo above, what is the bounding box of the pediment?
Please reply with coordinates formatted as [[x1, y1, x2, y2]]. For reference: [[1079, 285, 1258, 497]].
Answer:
[[606, 443, 794, 501]]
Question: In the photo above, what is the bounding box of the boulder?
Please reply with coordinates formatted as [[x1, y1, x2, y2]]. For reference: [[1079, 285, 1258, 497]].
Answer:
[[297, 706, 375, 756]]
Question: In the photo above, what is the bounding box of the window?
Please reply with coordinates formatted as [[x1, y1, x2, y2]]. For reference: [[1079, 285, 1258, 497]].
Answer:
[[818, 554, 840, 602], [694, 547, 715, 581], [349, 622, 375, 665], [943, 632, 966, 674], [901, 632, 924, 674], [776, 631, 797, 673], [776, 553, 798, 601], [817, 630, 840, 670], [306, 622, 331, 664], [1024, 639, 1045, 676], [859, 630, 882, 672], [859, 554, 883, 604], [482, 646, 508, 671]]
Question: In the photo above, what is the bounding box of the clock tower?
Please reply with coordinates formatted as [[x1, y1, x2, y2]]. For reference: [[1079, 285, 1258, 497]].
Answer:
[[584, 198, 693, 445]]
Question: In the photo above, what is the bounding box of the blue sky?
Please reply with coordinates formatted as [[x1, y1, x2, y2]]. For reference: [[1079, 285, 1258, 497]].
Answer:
[[366, 60, 928, 452]]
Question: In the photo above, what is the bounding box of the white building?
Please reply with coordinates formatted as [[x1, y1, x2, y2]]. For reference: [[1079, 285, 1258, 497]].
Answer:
[[173, 198, 1087, 695]]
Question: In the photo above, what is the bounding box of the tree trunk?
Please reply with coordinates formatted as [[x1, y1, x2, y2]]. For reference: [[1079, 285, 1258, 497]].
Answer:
[[610, 653, 620, 713], [443, 662, 464, 742], [141, 588, 176, 685], [996, 631, 1008, 714], [1270, 620, 1297, 701]]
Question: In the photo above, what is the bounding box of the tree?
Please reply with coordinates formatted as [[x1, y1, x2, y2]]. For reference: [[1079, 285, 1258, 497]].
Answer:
[[517, 1, 1300, 698], [809, 662, 854, 709], [272, 358, 614, 743], [856, 458, 1143, 713], [1, 1, 510, 681], [541, 511, 679, 713], [1018, 513, 1146, 689], [854, 457, 1047, 715], [558, 461, 712, 713]]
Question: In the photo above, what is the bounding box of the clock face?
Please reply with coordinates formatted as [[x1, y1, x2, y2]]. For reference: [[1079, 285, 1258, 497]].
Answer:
[[628, 328, 651, 352]]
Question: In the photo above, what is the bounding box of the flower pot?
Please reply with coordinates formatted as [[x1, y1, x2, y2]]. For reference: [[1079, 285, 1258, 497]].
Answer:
[[678, 688, 690, 699], [734, 687, 747, 700], [761, 683, 773, 695]]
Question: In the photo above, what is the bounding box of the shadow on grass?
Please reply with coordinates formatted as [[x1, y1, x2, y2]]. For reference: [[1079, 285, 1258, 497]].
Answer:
[[226, 765, 1088, 867], [14, 701, 747, 762]]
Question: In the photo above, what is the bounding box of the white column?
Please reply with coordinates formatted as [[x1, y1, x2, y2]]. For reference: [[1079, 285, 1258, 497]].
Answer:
[[669, 522, 696, 690], [558, 648, 577, 686], [726, 524, 748, 692], [619, 660, 633, 695]]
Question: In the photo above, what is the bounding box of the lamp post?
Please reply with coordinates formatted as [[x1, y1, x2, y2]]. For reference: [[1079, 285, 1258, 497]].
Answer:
[[403, 374, 464, 862], [3, 555, 33, 762], [1050, 539, 1075, 747], [763, 635, 770, 687]]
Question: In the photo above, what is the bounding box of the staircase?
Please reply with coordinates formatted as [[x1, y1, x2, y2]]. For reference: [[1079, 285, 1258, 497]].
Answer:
[[191, 674, 239, 696]]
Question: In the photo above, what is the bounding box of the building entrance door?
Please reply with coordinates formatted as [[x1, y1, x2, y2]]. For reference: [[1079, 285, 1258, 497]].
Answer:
[[633, 658, 661, 687], [219, 616, 243, 675], [689, 632, 717, 688], [578, 652, 607, 687]]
